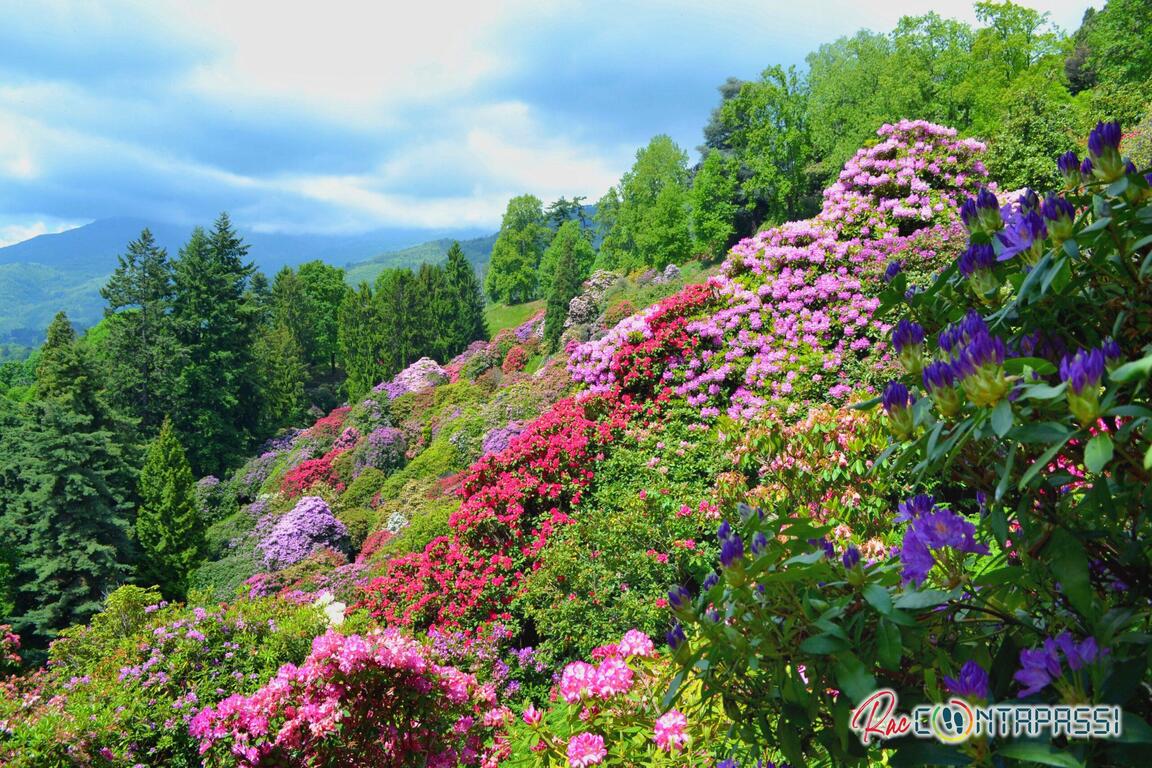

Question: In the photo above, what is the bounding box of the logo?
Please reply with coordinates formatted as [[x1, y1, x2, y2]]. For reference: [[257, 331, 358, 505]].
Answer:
[[849, 689, 1122, 745]]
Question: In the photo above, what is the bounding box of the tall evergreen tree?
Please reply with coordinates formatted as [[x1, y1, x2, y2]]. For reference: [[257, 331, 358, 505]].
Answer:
[[99, 228, 180, 432], [375, 268, 421, 372], [338, 283, 387, 402], [544, 239, 583, 352], [443, 242, 488, 356], [36, 312, 110, 427], [297, 261, 348, 372], [0, 399, 135, 644], [135, 418, 201, 599], [271, 266, 318, 367], [171, 214, 259, 475], [414, 262, 451, 362], [254, 321, 308, 431], [484, 194, 549, 303]]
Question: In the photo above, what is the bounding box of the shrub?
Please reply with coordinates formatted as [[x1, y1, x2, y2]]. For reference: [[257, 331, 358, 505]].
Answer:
[[502, 344, 528, 374], [336, 505, 376, 550], [602, 299, 636, 326], [259, 496, 348, 569], [352, 426, 407, 474]]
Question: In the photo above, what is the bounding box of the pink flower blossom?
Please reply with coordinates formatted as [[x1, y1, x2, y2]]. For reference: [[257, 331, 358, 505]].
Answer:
[[592, 657, 634, 698], [559, 661, 598, 703], [567, 732, 607, 767], [654, 709, 689, 751]]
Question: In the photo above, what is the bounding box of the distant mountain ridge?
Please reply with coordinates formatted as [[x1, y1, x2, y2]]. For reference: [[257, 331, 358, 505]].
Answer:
[[0, 218, 495, 345]]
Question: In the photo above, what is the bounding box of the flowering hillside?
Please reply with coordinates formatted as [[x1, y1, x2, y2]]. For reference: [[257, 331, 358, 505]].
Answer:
[[3, 121, 1151, 767]]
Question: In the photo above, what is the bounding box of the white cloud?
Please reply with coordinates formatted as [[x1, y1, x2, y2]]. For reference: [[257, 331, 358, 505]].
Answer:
[[0, 217, 89, 248]]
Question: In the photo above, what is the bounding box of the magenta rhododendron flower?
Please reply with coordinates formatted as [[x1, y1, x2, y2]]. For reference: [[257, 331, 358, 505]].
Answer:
[[591, 657, 634, 698], [617, 629, 655, 658], [560, 661, 598, 703]]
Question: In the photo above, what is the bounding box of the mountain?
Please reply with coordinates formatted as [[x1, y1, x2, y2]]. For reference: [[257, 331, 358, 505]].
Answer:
[[0, 218, 491, 345], [342, 232, 498, 286]]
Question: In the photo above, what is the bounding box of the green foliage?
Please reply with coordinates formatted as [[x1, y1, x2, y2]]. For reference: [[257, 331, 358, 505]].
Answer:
[[690, 150, 740, 259], [187, 550, 261, 602], [443, 241, 489, 353], [136, 418, 203, 599], [171, 215, 261, 476], [543, 222, 592, 351], [338, 282, 386, 402], [983, 87, 1080, 190], [296, 260, 348, 372], [375, 266, 422, 371], [537, 220, 594, 303], [340, 466, 388, 510], [0, 398, 135, 647], [336, 506, 376, 550], [35, 312, 109, 424], [599, 136, 691, 271], [253, 320, 308, 431], [485, 194, 550, 303], [378, 499, 456, 559], [98, 228, 180, 433]]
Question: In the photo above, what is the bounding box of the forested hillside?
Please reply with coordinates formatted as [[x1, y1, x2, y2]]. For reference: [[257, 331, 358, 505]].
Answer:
[[2, 2, 1151, 766]]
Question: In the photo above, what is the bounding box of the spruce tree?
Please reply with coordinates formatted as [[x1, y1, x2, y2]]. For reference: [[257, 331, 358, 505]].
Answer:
[[444, 242, 488, 356], [271, 266, 318, 367], [538, 220, 595, 299], [544, 240, 583, 352], [36, 312, 113, 428], [99, 228, 180, 432], [375, 268, 421, 372], [0, 399, 135, 644], [254, 321, 308, 430], [415, 262, 451, 362], [338, 283, 386, 402], [135, 418, 202, 599], [171, 215, 259, 475]]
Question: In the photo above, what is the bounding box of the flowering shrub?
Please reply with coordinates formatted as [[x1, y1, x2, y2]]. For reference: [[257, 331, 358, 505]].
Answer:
[[375, 357, 449, 400], [480, 420, 526, 456], [502, 344, 529, 374], [304, 406, 350, 444], [353, 426, 408, 474], [666, 124, 1152, 766], [0, 591, 326, 766], [503, 630, 733, 765], [0, 624, 20, 673], [570, 120, 987, 419], [280, 447, 345, 496], [259, 496, 348, 569], [191, 628, 506, 767], [358, 393, 646, 630]]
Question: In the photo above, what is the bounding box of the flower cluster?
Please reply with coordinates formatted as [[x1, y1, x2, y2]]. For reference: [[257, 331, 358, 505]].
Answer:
[[1014, 632, 1107, 698], [353, 426, 407, 474], [190, 628, 505, 766], [374, 357, 449, 400], [259, 496, 348, 569], [895, 495, 987, 586]]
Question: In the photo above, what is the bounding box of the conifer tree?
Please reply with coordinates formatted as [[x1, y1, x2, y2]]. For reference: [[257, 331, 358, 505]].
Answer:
[[254, 321, 308, 430], [36, 312, 111, 427], [544, 239, 583, 352], [538, 220, 595, 298], [297, 261, 348, 372], [171, 215, 259, 475], [415, 262, 451, 362], [338, 283, 386, 402], [99, 228, 180, 432], [271, 266, 318, 367], [0, 399, 135, 644], [444, 242, 487, 356], [135, 418, 201, 599], [375, 268, 421, 371]]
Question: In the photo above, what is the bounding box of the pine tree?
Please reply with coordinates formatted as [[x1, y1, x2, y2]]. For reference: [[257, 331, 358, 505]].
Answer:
[[171, 215, 259, 475], [375, 268, 421, 372], [0, 399, 135, 644], [338, 283, 386, 402], [544, 239, 583, 352], [99, 228, 180, 432], [443, 242, 488, 356], [135, 418, 202, 599], [254, 321, 308, 430], [271, 266, 318, 367], [36, 312, 111, 426], [415, 262, 452, 362]]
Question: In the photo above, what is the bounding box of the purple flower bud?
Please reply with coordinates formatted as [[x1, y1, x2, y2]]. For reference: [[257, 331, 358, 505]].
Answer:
[[975, 188, 999, 211], [944, 660, 989, 700], [892, 319, 925, 354], [895, 494, 936, 522], [720, 535, 745, 569], [1018, 188, 1040, 211], [1056, 151, 1080, 177], [1125, 159, 1137, 175], [1087, 120, 1122, 158], [667, 585, 692, 609], [922, 361, 956, 392], [666, 622, 686, 650], [883, 260, 904, 282], [882, 381, 912, 414], [702, 572, 719, 591], [958, 242, 996, 278], [1102, 338, 1122, 364], [1059, 348, 1105, 396], [1080, 157, 1095, 176], [1039, 195, 1074, 224], [842, 545, 860, 569], [808, 538, 836, 559], [959, 310, 989, 341], [959, 197, 979, 227], [750, 532, 769, 556], [717, 520, 732, 541]]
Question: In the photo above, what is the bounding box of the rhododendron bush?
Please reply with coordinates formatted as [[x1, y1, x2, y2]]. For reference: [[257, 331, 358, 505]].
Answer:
[[664, 124, 1152, 766], [191, 628, 506, 767]]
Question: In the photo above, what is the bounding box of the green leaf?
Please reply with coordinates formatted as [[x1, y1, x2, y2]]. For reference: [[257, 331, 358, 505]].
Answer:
[[851, 395, 882, 411], [1046, 529, 1094, 617], [877, 620, 901, 669], [862, 583, 893, 615], [1111, 354, 1152, 383], [1018, 382, 1067, 401], [1084, 433, 1114, 474], [991, 399, 1013, 437], [1004, 357, 1058, 376], [1117, 712, 1152, 743], [997, 741, 1085, 767], [894, 588, 954, 610], [799, 634, 849, 654], [1107, 176, 1130, 197], [833, 652, 876, 703]]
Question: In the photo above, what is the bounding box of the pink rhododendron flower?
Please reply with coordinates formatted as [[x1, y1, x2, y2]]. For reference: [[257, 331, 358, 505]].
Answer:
[[592, 657, 634, 698], [567, 732, 607, 767], [559, 661, 598, 703], [654, 709, 688, 751], [618, 630, 655, 658]]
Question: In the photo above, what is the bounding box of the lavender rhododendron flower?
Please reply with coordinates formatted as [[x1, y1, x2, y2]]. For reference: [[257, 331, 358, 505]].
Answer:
[[996, 209, 1047, 263], [354, 427, 406, 473], [260, 496, 348, 568], [897, 496, 986, 585], [1014, 632, 1106, 698], [944, 660, 989, 700], [1060, 347, 1106, 424]]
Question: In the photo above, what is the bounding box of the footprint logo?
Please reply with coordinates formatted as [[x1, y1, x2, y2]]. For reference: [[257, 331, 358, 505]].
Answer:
[[931, 699, 973, 744]]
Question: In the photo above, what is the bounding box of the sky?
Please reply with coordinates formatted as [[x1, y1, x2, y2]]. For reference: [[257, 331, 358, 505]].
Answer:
[[0, 0, 1094, 247]]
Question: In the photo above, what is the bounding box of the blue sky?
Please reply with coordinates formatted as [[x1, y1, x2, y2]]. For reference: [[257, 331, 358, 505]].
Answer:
[[0, 0, 1093, 246]]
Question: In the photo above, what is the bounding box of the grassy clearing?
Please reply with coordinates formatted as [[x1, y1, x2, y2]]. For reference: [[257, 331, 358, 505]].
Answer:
[[485, 299, 544, 334]]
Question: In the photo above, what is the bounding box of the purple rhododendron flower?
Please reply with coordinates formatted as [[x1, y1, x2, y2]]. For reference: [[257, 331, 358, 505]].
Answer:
[[943, 660, 989, 700], [260, 496, 348, 568]]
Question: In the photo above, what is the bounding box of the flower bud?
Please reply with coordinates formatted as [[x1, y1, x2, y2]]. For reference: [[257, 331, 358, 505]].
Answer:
[[923, 360, 961, 418], [892, 319, 926, 377], [1040, 195, 1075, 243], [1060, 348, 1105, 426], [1087, 121, 1125, 183], [1056, 151, 1082, 189], [882, 381, 915, 439]]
